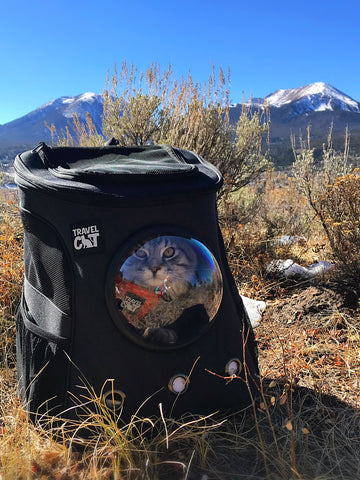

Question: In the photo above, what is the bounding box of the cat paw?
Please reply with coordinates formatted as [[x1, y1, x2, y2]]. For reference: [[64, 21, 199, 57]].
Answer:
[[143, 327, 178, 345]]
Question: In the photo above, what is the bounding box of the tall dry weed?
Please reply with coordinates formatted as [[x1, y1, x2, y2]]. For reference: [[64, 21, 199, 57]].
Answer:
[[0, 192, 22, 367]]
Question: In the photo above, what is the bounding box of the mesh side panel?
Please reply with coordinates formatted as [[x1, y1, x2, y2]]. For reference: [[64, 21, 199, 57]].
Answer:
[[21, 211, 72, 315]]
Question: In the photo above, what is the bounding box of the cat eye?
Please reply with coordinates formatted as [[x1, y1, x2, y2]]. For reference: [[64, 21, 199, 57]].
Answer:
[[135, 249, 147, 258], [163, 247, 175, 258]]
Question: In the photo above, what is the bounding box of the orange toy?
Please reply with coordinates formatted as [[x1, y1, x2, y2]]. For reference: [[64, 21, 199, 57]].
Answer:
[[115, 276, 166, 322]]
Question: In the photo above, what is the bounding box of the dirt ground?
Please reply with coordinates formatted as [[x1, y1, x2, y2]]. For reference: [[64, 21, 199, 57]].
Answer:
[[267, 283, 357, 327], [255, 279, 360, 409]]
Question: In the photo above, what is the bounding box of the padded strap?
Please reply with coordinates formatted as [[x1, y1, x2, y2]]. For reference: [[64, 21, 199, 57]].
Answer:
[[23, 278, 72, 341]]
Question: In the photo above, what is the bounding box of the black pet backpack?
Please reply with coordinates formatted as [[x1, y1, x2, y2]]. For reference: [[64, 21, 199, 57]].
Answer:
[[15, 142, 259, 422]]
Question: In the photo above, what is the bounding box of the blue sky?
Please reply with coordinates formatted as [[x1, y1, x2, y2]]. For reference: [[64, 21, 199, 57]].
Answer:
[[0, 0, 359, 124]]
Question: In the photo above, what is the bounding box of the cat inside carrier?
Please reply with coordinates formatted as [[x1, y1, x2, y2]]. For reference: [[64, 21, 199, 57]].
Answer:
[[14, 142, 259, 424]]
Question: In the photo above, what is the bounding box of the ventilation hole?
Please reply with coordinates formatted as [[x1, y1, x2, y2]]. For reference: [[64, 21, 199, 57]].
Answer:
[[168, 374, 189, 394], [225, 358, 242, 376], [103, 390, 126, 412]]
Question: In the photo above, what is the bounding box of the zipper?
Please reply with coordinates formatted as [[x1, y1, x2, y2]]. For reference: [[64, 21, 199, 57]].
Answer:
[[14, 147, 222, 201]]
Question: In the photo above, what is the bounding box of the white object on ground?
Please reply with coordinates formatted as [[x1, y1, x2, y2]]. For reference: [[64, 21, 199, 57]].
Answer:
[[273, 235, 307, 245], [241, 295, 267, 328], [240, 260, 334, 328], [267, 259, 334, 279]]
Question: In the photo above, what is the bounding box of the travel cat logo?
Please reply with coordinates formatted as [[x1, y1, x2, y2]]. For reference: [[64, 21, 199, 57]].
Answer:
[[121, 292, 146, 314], [71, 222, 102, 254]]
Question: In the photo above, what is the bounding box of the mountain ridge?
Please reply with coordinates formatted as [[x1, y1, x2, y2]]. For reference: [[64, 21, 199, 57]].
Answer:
[[265, 82, 360, 113], [0, 92, 103, 146], [1, 82, 360, 166]]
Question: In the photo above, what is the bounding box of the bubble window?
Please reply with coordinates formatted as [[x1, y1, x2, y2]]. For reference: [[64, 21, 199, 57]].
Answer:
[[107, 234, 223, 348]]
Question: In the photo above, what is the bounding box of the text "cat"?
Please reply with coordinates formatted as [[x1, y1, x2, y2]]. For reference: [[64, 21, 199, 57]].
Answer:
[[72, 225, 100, 250]]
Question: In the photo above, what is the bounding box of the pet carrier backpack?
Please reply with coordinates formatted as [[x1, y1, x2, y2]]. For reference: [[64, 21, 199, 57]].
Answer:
[[15, 141, 259, 423]]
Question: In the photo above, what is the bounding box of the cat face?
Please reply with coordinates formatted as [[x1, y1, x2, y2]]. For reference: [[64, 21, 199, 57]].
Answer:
[[121, 236, 198, 288]]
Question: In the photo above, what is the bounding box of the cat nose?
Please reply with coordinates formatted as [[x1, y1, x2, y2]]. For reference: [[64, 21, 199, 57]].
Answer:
[[151, 266, 161, 274]]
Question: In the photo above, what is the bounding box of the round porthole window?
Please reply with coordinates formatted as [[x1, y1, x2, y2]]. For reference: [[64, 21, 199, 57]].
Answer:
[[107, 233, 223, 349]]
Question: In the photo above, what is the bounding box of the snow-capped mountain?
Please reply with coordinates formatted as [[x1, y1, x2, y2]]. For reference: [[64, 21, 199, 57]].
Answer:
[[233, 82, 360, 116], [229, 82, 360, 165], [265, 82, 360, 114], [0, 92, 104, 146], [37, 92, 104, 122]]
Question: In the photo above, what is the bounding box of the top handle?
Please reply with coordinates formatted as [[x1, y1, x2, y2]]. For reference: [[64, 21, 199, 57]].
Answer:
[[32, 137, 121, 168], [104, 137, 120, 146], [32, 142, 56, 168]]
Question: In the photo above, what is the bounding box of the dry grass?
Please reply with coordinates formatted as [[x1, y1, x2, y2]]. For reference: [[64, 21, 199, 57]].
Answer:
[[1, 179, 360, 479], [0, 191, 22, 369], [257, 306, 360, 407]]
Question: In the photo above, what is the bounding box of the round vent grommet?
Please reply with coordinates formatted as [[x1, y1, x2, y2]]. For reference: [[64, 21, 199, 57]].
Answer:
[[225, 358, 242, 376], [168, 374, 189, 394], [103, 389, 126, 412]]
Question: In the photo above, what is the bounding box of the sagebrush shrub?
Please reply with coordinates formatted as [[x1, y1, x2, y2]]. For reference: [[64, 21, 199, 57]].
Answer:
[[260, 172, 312, 239], [291, 125, 360, 289], [317, 171, 360, 289], [54, 61, 271, 197]]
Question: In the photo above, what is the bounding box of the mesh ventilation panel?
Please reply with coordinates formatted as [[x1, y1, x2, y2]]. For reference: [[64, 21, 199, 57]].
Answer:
[[21, 211, 72, 315]]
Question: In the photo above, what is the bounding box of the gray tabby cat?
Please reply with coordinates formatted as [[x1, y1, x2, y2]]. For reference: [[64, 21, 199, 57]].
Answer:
[[122, 236, 198, 299], [120, 236, 202, 344]]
